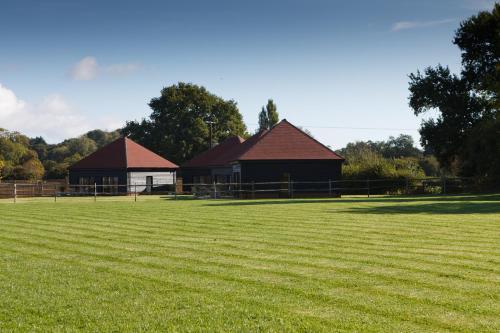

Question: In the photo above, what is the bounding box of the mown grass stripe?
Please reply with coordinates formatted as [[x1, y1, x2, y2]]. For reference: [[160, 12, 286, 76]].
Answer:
[[0, 194, 498, 332], [0, 241, 492, 333], [1, 225, 498, 309]]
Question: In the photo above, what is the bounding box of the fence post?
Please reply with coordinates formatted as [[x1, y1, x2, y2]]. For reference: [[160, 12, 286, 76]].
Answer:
[[328, 179, 332, 197], [213, 181, 217, 199], [290, 180, 294, 199], [367, 179, 370, 198], [174, 181, 177, 200], [94, 183, 97, 202], [54, 184, 57, 202], [405, 178, 409, 195], [13, 183, 16, 204], [134, 183, 137, 202], [252, 181, 255, 199], [442, 176, 447, 195]]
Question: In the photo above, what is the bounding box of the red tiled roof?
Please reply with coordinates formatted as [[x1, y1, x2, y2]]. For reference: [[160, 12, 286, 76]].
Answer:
[[182, 120, 343, 168], [70, 137, 178, 170], [235, 120, 344, 161], [182, 136, 245, 168]]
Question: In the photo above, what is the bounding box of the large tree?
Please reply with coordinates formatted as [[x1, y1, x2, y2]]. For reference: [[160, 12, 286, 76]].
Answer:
[[454, 4, 500, 107], [121, 83, 247, 164], [408, 4, 499, 177]]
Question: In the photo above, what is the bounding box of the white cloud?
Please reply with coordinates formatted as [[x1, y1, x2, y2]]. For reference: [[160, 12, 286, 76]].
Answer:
[[70, 56, 99, 80], [0, 83, 26, 117], [392, 18, 456, 31], [0, 83, 122, 143], [69, 56, 141, 80]]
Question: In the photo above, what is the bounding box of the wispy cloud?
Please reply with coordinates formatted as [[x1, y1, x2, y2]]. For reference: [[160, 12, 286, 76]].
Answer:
[[391, 18, 456, 32], [69, 56, 141, 81], [70, 56, 99, 80]]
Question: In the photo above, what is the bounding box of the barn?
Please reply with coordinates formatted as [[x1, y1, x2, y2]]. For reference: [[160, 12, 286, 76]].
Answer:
[[181, 119, 344, 186], [69, 137, 178, 193]]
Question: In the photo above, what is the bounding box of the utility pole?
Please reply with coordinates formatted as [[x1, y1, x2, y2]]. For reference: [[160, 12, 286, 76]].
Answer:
[[207, 120, 215, 149]]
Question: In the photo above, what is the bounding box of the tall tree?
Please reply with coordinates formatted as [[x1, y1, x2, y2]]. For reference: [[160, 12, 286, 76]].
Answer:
[[258, 107, 269, 131], [408, 4, 499, 177], [121, 82, 247, 164], [258, 99, 279, 131], [266, 99, 279, 127]]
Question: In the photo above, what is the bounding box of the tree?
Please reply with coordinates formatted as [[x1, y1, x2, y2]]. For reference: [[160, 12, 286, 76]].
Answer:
[[29, 137, 48, 161], [121, 82, 247, 164], [454, 4, 500, 107], [461, 116, 500, 178], [20, 158, 45, 180], [0, 129, 44, 180], [85, 129, 120, 147], [408, 4, 499, 177], [258, 107, 269, 131], [258, 99, 279, 131], [379, 135, 422, 159], [0, 159, 4, 179], [39, 129, 120, 179], [336, 135, 434, 179], [266, 99, 279, 127]]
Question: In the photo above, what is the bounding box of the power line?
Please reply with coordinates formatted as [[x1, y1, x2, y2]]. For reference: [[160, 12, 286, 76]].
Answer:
[[246, 123, 419, 131]]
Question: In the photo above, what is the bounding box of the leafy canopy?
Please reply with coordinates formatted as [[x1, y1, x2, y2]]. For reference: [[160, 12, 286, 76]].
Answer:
[[121, 82, 247, 164], [408, 4, 499, 177], [336, 135, 437, 179], [0, 129, 44, 180]]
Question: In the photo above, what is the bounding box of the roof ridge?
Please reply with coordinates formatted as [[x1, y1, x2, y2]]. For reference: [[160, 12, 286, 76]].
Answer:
[[234, 119, 344, 161], [123, 137, 129, 168], [182, 135, 245, 168], [232, 129, 269, 161], [283, 120, 345, 160], [69, 136, 178, 170]]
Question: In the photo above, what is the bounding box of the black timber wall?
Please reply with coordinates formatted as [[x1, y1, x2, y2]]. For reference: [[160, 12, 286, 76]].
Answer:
[[68, 169, 128, 192], [240, 160, 342, 185]]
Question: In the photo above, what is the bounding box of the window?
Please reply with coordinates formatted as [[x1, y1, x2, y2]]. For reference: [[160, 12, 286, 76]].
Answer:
[[102, 176, 119, 194], [78, 177, 94, 193], [146, 176, 153, 193]]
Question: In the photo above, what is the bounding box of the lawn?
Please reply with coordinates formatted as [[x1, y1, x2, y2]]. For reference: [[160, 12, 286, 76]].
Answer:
[[0, 195, 499, 332]]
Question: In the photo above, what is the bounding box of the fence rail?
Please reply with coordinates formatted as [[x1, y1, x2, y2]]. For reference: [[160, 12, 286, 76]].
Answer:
[[1, 177, 498, 203]]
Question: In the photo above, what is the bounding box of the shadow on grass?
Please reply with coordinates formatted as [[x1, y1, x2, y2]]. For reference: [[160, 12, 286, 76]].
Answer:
[[337, 201, 500, 215], [204, 194, 500, 205], [160, 195, 196, 201], [202, 194, 500, 214]]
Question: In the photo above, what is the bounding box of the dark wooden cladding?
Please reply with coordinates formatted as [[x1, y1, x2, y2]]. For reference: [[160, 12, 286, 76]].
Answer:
[[180, 120, 344, 188], [239, 160, 342, 183]]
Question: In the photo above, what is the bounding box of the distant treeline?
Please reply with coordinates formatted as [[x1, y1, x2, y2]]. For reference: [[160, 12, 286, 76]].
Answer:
[[336, 134, 440, 180], [0, 124, 440, 181], [0, 128, 120, 180]]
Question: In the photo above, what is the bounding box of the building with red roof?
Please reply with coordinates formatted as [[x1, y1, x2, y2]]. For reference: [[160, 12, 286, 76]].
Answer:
[[181, 119, 344, 185], [69, 137, 178, 193]]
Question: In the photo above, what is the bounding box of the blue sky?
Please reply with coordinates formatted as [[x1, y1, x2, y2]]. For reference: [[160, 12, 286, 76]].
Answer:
[[0, 0, 496, 147]]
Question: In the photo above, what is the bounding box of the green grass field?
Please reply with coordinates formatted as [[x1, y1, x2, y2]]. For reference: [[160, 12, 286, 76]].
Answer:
[[0, 195, 499, 332]]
